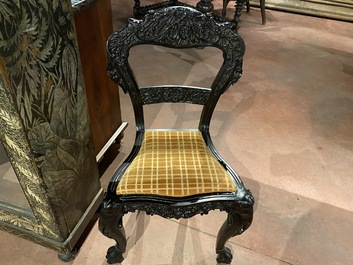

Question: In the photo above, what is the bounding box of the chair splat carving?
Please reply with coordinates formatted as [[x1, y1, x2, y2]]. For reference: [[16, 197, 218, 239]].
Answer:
[[99, 6, 254, 264]]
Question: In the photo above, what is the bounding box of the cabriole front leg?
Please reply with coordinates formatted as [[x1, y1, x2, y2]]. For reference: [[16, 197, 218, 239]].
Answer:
[[215, 208, 253, 264], [99, 203, 127, 264]]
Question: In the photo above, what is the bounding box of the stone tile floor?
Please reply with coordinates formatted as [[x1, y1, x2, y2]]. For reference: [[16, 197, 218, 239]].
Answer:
[[1, 1, 352, 264]]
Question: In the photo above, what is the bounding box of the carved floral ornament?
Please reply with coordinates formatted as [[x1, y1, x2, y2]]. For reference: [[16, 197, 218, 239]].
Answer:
[[120, 199, 253, 219], [107, 7, 245, 93]]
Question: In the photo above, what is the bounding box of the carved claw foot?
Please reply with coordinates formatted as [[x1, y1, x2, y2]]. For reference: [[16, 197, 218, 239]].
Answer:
[[106, 245, 125, 264], [216, 247, 233, 264]]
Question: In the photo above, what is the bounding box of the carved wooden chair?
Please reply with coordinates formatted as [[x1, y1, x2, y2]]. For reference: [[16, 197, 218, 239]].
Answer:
[[99, 6, 254, 264], [222, 0, 267, 25]]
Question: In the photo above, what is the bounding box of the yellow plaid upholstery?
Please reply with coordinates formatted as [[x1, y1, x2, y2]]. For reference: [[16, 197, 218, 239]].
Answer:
[[117, 130, 237, 197]]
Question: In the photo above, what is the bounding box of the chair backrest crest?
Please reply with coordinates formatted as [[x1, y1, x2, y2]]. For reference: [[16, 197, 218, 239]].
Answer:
[[107, 6, 245, 94], [106, 6, 245, 131]]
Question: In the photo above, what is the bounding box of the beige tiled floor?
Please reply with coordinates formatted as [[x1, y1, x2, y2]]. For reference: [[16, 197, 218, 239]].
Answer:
[[1, 1, 353, 264]]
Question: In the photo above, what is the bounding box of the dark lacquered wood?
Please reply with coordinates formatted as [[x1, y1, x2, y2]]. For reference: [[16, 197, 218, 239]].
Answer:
[[74, 0, 123, 155]]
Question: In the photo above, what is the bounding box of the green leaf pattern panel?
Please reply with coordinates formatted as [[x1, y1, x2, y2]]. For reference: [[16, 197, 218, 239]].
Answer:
[[0, 0, 100, 239]]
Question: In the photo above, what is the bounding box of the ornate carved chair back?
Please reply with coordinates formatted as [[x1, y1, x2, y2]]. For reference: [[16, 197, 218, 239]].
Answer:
[[99, 6, 254, 264]]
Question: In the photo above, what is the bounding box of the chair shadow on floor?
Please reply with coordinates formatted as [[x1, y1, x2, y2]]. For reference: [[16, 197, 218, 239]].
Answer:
[[280, 201, 353, 264], [119, 212, 230, 264]]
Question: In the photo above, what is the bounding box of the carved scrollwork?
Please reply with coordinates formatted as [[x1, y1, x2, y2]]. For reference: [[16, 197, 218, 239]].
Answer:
[[140, 86, 211, 105], [119, 200, 252, 219], [107, 6, 245, 95]]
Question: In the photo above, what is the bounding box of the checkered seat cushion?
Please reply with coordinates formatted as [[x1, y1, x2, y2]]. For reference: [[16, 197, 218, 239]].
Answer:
[[117, 130, 237, 197]]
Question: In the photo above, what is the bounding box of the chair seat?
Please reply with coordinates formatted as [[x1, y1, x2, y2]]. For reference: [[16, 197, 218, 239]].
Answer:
[[117, 130, 237, 197]]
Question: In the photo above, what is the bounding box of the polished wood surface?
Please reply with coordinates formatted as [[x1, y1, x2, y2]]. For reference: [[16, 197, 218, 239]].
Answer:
[[74, 0, 122, 155]]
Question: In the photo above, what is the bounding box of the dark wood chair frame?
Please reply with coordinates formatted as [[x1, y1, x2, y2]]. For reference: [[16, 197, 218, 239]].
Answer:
[[222, 0, 266, 25], [98, 6, 254, 264]]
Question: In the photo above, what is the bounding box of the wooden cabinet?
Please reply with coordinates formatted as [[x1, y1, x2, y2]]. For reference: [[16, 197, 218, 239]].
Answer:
[[0, 0, 103, 260], [73, 0, 126, 160], [0, 0, 125, 258]]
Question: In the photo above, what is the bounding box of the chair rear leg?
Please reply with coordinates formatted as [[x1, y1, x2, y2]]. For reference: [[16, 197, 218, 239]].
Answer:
[[99, 205, 127, 264], [260, 0, 266, 25], [222, 0, 231, 17], [215, 210, 253, 264], [234, 0, 245, 27]]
